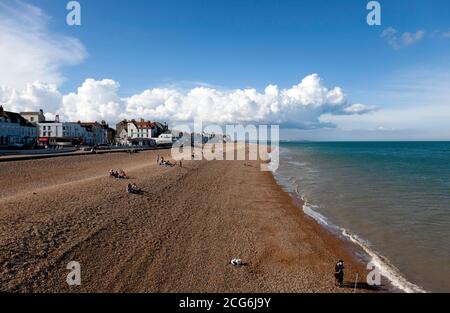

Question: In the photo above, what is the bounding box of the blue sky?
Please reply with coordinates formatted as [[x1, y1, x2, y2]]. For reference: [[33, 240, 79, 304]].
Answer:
[[1, 0, 450, 140], [31, 0, 450, 93]]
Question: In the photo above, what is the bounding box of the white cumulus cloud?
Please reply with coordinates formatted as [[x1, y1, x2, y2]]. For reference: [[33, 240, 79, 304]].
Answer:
[[0, 81, 62, 115], [121, 74, 371, 128], [0, 0, 86, 89], [61, 79, 124, 122], [0, 74, 375, 129]]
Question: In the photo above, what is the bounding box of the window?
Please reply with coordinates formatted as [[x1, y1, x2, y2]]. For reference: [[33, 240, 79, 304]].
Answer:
[[30, 117, 34, 122]]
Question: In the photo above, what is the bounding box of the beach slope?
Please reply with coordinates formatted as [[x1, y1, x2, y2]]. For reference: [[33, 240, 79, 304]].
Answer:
[[0, 149, 373, 292]]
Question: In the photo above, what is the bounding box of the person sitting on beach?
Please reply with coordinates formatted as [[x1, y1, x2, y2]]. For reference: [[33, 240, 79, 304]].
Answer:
[[131, 183, 141, 194], [160, 156, 165, 165], [118, 169, 128, 179], [110, 169, 119, 178], [164, 160, 175, 167], [126, 183, 133, 193], [127, 183, 140, 194], [334, 259, 345, 287]]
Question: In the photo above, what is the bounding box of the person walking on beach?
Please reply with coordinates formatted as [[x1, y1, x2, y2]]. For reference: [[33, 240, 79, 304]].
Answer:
[[334, 259, 345, 287], [157, 155, 159, 165]]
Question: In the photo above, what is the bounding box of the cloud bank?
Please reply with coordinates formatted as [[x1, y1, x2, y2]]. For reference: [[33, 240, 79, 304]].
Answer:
[[0, 0, 86, 89], [0, 75, 375, 129]]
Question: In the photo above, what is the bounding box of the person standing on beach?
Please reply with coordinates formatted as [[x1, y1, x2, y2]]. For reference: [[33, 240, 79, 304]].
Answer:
[[334, 260, 345, 287]]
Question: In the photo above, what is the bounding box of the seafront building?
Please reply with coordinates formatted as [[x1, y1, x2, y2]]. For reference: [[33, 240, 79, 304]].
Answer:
[[0, 106, 38, 147], [20, 110, 46, 124], [32, 112, 114, 146], [1, 106, 170, 148], [78, 121, 114, 146], [38, 116, 96, 146], [115, 119, 171, 146]]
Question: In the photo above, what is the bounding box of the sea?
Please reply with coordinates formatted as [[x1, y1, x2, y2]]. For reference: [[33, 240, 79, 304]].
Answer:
[[272, 141, 450, 293]]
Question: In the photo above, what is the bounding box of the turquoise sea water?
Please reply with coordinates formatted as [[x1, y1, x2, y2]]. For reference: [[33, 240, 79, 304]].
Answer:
[[274, 142, 450, 292]]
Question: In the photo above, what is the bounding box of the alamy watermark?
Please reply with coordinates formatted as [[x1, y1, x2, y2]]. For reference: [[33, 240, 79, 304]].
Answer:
[[367, 1, 381, 26], [66, 261, 81, 286], [366, 260, 382, 286], [170, 121, 280, 172], [66, 1, 81, 26]]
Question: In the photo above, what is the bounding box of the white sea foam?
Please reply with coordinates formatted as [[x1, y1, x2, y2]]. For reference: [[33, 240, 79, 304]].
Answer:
[[272, 150, 427, 293], [340, 227, 427, 293], [302, 203, 329, 226], [301, 199, 427, 293], [267, 147, 279, 173], [287, 161, 308, 167]]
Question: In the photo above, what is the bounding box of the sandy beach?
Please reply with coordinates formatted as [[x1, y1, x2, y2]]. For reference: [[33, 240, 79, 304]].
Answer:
[[0, 146, 378, 293]]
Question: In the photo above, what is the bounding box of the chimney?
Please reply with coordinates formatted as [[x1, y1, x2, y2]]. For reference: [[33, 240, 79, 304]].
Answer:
[[55, 114, 60, 122], [39, 109, 46, 122]]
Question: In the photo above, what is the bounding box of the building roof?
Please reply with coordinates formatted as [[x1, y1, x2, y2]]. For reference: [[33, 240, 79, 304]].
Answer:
[[39, 121, 60, 124], [116, 119, 128, 126], [19, 109, 44, 115], [154, 121, 163, 127], [133, 121, 156, 129], [0, 107, 36, 127], [79, 121, 111, 130], [79, 122, 100, 131], [20, 112, 41, 115]]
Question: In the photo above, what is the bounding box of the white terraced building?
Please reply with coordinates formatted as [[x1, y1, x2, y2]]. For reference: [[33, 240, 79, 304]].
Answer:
[[37, 115, 95, 146], [0, 106, 38, 147]]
